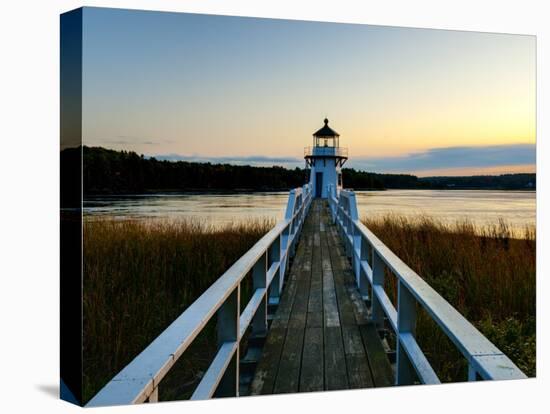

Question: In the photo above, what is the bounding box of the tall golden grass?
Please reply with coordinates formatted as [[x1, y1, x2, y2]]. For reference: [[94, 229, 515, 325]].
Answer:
[[83, 218, 274, 403], [83, 214, 535, 401], [363, 214, 536, 380]]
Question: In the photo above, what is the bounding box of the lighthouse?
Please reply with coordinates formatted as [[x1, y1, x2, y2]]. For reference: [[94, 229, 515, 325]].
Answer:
[[305, 118, 348, 198]]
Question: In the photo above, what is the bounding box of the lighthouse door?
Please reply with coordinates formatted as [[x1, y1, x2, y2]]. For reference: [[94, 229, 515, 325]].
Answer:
[[315, 172, 323, 198]]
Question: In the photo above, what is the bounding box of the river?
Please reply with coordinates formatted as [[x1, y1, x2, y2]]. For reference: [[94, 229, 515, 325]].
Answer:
[[84, 189, 535, 235]]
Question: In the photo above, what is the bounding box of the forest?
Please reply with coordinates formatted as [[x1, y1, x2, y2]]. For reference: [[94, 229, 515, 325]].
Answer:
[[60, 146, 536, 196]]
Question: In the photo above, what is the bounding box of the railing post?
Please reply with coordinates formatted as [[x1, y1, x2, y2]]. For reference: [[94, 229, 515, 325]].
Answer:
[[352, 233, 360, 285], [289, 192, 302, 258], [371, 251, 385, 328], [289, 217, 297, 259], [347, 191, 358, 231], [347, 192, 360, 279], [359, 235, 370, 301], [284, 189, 296, 253], [215, 285, 240, 397], [280, 224, 290, 288], [269, 235, 282, 303], [342, 196, 352, 259], [284, 189, 296, 221], [252, 253, 268, 337], [339, 201, 345, 246], [332, 191, 336, 221], [468, 365, 480, 381], [396, 280, 417, 385], [328, 185, 336, 222]]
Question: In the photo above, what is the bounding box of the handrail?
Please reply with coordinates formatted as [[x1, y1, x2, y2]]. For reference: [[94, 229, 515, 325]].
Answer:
[[326, 184, 526, 384], [304, 146, 348, 158], [87, 184, 313, 406]]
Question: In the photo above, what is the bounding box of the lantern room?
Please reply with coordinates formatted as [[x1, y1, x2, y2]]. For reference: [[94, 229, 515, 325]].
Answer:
[[304, 118, 348, 198]]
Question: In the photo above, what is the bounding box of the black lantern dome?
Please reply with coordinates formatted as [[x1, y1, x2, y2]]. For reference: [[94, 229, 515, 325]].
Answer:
[[313, 118, 340, 138]]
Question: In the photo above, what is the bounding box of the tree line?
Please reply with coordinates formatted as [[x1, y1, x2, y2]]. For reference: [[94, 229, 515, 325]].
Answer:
[[60, 146, 536, 196], [419, 174, 536, 189], [80, 146, 306, 194]]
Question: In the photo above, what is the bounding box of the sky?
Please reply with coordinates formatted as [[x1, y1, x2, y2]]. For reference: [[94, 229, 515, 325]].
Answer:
[[81, 7, 536, 176]]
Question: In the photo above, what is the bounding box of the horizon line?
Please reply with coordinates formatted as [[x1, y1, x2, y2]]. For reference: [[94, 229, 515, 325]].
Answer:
[[71, 145, 536, 178]]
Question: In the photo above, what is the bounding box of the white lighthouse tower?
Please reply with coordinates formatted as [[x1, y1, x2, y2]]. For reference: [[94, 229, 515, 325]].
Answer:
[[305, 118, 348, 198]]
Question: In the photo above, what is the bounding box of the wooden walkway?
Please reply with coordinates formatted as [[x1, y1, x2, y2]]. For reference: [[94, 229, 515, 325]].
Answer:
[[250, 199, 394, 395]]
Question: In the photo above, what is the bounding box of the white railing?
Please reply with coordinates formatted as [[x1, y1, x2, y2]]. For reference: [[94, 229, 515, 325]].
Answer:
[[327, 185, 526, 385], [304, 146, 348, 158], [87, 184, 313, 406]]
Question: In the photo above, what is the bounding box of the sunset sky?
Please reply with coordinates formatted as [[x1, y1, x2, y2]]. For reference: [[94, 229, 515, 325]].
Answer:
[[82, 7, 535, 176]]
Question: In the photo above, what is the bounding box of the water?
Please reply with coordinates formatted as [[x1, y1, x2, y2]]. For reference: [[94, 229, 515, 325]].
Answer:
[[355, 190, 535, 234], [83, 192, 290, 226], [84, 189, 536, 233]]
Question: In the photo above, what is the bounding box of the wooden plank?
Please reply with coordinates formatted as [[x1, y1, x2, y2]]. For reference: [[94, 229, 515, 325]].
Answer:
[[301, 214, 314, 265], [148, 387, 158, 403], [326, 197, 393, 388], [342, 325, 374, 389], [270, 276, 299, 330], [308, 204, 323, 319], [324, 326, 348, 390], [298, 207, 324, 391], [299, 327, 324, 392], [329, 258, 358, 326], [287, 210, 313, 331], [320, 202, 350, 391], [324, 202, 387, 390], [327, 222, 371, 325], [306, 311, 323, 328], [274, 200, 314, 393], [308, 274, 323, 313], [321, 253, 340, 327], [252, 200, 397, 396], [345, 283, 370, 325], [273, 328, 305, 394], [252, 200, 315, 395], [359, 323, 394, 387], [328, 223, 347, 258], [341, 325, 364, 355], [346, 354, 375, 389], [324, 212, 379, 390], [288, 275, 310, 330], [249, 327, 286, 395]]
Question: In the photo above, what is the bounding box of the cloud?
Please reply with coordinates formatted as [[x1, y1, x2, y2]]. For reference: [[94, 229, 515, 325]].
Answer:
[[147, 144, 535, 174], [347, 144, 536, 173]]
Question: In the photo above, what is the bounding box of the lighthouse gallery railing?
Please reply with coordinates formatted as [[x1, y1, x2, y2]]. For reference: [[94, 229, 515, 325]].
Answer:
[[304, 146, 348, 158], [328, 186, 526, 384], [87, 184, 312, 406]]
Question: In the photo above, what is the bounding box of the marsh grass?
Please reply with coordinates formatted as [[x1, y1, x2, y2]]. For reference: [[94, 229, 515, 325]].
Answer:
[[363, 214, 536, 380], [83, 218, 274, 403], [83, 213, 535, 402]]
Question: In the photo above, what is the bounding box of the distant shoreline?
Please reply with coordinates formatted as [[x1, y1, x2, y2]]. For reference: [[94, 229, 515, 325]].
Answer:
[[64, 147, 536, 200], [84, 187, 536, 198]]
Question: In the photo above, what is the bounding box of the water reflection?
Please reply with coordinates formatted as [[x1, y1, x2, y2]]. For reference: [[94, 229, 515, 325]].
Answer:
[[355, 190, 536, 232], [84, 192, 289, 226], [84, 190, 535, 233]]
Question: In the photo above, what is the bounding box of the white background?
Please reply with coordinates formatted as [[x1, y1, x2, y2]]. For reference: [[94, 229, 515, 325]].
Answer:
[[0, 1, 547, 413]]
